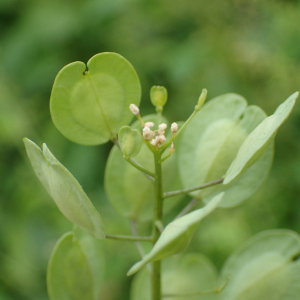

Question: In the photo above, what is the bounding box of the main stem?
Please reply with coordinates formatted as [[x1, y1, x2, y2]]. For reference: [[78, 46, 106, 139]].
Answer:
[[152, 151, 163, 300]]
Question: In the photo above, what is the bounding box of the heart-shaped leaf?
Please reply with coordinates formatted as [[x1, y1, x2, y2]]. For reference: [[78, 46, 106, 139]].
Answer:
[[24, 138, 105, 239], [105, 115, 184, 221], [130, 253, 218, 300], [219, 230, 300, 300], [47, 230, 104, 300], [50, 52, 141, 145], [127, 192, 224, 276], [178, 94, 274, 207], [224, 92, 298, 184]]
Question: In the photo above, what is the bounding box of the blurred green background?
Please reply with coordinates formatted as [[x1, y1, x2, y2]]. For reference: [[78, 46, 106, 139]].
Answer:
[[1, 0, 300, 299]]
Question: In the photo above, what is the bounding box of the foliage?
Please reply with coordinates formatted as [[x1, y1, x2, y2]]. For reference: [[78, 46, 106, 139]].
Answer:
[[1, 1, 300, 299], [24, 52, 298, 299]]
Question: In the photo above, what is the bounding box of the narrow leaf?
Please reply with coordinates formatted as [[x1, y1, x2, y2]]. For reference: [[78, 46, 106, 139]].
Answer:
[[24, 138, 105, 239], [127, 192, 224, 276], [50, 52, 141, 145], [224, 92, 298, 184]]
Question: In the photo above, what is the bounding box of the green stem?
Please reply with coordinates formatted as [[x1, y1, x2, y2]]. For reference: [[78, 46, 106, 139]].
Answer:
[[159, 152, 172, 163], [163, 178, 224, 199], [125, 157, 156, 179], [112, 137, 155, 181], [105, 234, 152, 242], [152, 151, 163, 300]]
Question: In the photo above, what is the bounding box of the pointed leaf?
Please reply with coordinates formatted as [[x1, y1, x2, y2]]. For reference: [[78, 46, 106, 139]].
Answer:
[[219, 230, 300, 300], [105, 115, 184, 221], [24, 138, 105, 239], [130, 253, 218, 300], [224, 92, 298, 184], [50, 52, 141, 145], [47, 232, 94, 300], [127, 192, 224, 276]]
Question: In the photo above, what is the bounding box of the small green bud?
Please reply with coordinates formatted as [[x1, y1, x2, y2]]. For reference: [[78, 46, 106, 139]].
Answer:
[[195, 88, 207, 111], [118, 126, 143, 158], [150, 86, 168, 108]]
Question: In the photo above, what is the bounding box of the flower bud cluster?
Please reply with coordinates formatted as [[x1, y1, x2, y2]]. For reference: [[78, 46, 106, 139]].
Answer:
[[143, 122, 178, 148]]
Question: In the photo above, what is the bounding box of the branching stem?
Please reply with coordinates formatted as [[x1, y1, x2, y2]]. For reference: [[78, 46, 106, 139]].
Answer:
[[163, 178, 224, 199], [105, 234, 153, 242]]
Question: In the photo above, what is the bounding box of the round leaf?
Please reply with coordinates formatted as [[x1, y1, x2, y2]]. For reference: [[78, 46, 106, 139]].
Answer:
[[24, 138, 105, 239], [105, 115, 183, 221], [50, 52, 141, 145], [47, 232, 94, 300], [177, 94, 274, 207], [219, 230, 300, 300]]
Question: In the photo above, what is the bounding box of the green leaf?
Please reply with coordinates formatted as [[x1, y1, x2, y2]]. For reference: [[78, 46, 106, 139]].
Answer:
[[219, 230, 300, 300], [178, 94, 274, 207], [224, 92, 298, 184], [50, 52, 141, 145], [47, 231, 104, 300], [118, 126, 143, 158], [202, 106, 273, 207], [73, 226, 105, 299], [127, 192, 224, 276], [105, 115, 184, 221], [24, 138, 105, 239], [130, 253, 218, 300]]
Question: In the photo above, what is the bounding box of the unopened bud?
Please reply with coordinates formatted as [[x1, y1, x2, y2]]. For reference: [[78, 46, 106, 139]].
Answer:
[[150, 86, 168, 108], [171, 122, 178, 134], [196, 88, 207, 111], [158, 123, 167, 136], [156, 135, 166, 146], [150, 134, 166, 147], [143, 122, 155, 128], [129, 104, 140, 115], [169, 143, 175, 153], [143, 127, 153, 141], [159, 123, 167, 131]]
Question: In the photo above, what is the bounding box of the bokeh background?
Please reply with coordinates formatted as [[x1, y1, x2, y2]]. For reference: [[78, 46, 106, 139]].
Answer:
[[1, 0, 300, 299]]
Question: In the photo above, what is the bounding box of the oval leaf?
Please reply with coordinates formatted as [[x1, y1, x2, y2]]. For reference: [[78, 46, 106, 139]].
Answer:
[[73, 226, 105, 299], [219, 230, 300, 300], [47, 232, 94, 300], [127, 192, 224, 276], [202, 106, 273, 207], [105, 115, 184, 221], [130, 253, 218, 300], [178, 94, 274, 207], [24, 138, 105, 239], [224, 92, 298, 184], [50, 52, 141, 145]]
